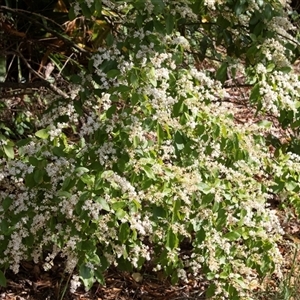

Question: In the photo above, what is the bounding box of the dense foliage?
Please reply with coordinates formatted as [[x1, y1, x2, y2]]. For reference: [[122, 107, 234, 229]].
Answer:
[[0, 0, 300, 298]]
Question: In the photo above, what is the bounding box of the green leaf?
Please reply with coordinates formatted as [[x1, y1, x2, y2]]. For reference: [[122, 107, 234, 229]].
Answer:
[[129, 70, 139, 88], [106, 105, 117, 118], [198, 182, 211, 194], [216, 208, 227, 230], [116, 208, 126, 219], [216, 62, 227, 84], [246, 46, 257, 65], [94, 268, 105, 285], [263, 3, 273, 20], [96, 197, 110, 211], [57, 191, 72, 198], [68, 6, 76, 20], [223, 30, 232, 47], [286, 180, 298, 191], [0, 270, 7, 287], [23, 235, 34, 248], [266, 63, 275, 72], [166, 228, 178, 249], [257, 120, 272, 129], [111, 201, 126, 210], [28, 157, 40, 167], [74, 100, 84, 116], [172, 199, 181, 222], [148, 67, 157, 87], [106, 32, 114, 47], [172, 99, 184, 117], [107, 69, 120, 78], [119, 223, 130, 243], [16, 138, 31, 147], [224, 231, 241, 241], [0, 219, 9, 235], [165, 13, 174, 34], [75, 167, 90, 174], [157, 123, 164, 145], [292, 119, 300, 129], [95, 0, 102, 12], [196, 227, 206, 242], [142, 165, 155, 179], [79, 264, 94, 290], [116, 84, 131, 93], [53, 147, 66, 157], [3, 144, 14, 159], [34, 169, 44, 184], [70, 74, 82, 84], [79, 240, 95, 252], [61, 177, 75, 190], [206, 283, 216, 298], [250, 83, 260, 103], [35, 129, 49, 139], [131, 93, 140, 105], [153, 206, 167, 219], [234, 3, 246, 15], [278, 66, 292, 73], [2, 196, 12, 211], [174, 131, 184, 145], [25, 173, 37, 188], [151, 0, 165, 14], [99, 256, 109, 272], [171, 271, 179, 285], [136, 13, 144, 28], [117, 256, 132, 271], [254, 21, 264, 36], [206, 272, 215, 280], [198, 37, 208, 60], [80, 174, 95, 186], [217, 16, 230, 28], [81, 2, 92, 18]]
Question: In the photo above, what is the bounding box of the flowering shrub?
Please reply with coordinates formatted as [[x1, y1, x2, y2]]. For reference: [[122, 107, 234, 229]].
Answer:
[[1, 0, 300, 298]]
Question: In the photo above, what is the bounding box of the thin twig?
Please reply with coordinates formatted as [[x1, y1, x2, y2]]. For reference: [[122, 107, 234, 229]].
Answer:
[[12, 50, 70, 99], [59, 53, 74, 77]]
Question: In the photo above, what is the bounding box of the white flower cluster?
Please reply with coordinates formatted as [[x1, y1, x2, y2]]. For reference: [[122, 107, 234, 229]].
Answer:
[[38, 102, 79, 128], [261, 38, 291, 68], [246, 0, 259, 11], [256, 63, 267, 75], [204, 0, 225, 10], [103, 171, 137, 199], [70, 275, 81, 293], [79, 112, 101, 137], [258, 70, 300, 115], [268, 16, 297, 42], [1, 1, 299, 298], [172, 35, 190, 50]]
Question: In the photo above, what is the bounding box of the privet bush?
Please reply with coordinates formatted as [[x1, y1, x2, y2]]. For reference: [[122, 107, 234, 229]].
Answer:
[[0, 0, 300, 298]]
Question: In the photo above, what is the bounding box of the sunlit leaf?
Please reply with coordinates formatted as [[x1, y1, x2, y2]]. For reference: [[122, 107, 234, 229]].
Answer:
[[35, 129, 49, 139], [3, 144, 14, 159], [224, 231, 241, 241], [166, 228, 178, 249], [142, 165, 155, 179], [79, 264, 94, 290]]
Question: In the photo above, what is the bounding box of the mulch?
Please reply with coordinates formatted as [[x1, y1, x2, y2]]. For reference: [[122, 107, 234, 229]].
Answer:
[[0, 262, 208, 300]]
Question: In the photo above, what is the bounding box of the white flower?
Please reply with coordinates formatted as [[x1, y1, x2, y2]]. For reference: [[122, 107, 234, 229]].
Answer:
[[70, 275, 81, 293], [172, 36, 190, 49]]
